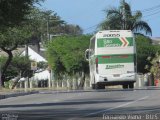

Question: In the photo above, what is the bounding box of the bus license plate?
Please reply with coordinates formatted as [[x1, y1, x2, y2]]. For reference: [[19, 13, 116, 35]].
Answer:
[[113, 74, 120, 77]]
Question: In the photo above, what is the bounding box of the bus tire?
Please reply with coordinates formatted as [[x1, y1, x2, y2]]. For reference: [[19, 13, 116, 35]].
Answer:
[[123, 84, 128, 89], [92, 84, 96, 89], [129, 82, 134, 89], [96, 84, 105, 89]]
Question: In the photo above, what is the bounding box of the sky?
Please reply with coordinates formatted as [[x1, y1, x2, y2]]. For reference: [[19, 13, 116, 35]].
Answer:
[[39, 0, 160, 37]]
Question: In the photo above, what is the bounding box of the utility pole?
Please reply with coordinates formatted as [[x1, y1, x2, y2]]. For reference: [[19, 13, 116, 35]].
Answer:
[[47, 17, 50, 40], [122, 0, 126, 30]]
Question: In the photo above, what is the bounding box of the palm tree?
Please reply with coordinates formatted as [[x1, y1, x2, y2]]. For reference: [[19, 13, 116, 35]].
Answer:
[[99, 0, 152, 36]]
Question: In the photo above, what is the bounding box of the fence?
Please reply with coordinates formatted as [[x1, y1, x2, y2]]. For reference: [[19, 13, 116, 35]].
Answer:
[[9, 73, 157, 90], [13, 75, 91, 90]]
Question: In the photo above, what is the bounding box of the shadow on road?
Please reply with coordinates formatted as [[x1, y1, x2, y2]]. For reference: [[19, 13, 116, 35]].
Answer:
[[0, 99, 132, 108], [1, 105, 160, 120]]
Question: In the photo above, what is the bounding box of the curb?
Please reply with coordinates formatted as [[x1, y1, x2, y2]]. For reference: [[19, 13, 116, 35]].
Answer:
[[0, 91, 39, 100]]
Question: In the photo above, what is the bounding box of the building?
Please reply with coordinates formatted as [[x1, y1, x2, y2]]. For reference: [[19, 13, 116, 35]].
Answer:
[[152, 37, 160, 45]]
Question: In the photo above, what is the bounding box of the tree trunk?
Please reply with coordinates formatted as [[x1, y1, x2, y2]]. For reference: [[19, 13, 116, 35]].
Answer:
[[0, 45, 17, 87], [1, 50, 13, 87]]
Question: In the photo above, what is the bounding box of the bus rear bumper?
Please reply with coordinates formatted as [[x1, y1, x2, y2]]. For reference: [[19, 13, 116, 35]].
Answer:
[[96, 73, 136, 83]]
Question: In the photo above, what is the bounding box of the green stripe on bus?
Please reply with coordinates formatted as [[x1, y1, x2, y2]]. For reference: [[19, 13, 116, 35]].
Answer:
[[97, 37, 133, 47], [97, 54, 134, 64]]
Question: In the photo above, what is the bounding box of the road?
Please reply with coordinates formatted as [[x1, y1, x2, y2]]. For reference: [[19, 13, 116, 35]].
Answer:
[[0, 88, 160, 120]]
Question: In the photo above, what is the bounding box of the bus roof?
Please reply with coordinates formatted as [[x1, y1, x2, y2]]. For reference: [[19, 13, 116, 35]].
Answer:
[[96, 30, 133, 38]]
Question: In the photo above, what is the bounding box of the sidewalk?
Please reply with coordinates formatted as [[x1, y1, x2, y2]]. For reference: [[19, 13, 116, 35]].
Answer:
[[0, 89, 38, 100], [0, 87, 91, 100]]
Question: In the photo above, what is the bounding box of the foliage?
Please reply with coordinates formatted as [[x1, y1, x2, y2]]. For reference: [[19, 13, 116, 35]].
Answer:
[[11, 56, 33, 78], [136, 35, 160, 73], [0, 55, 48, 81], [51, 24, 83, 36], [99, 0, 152, 36], [0, 26, 32, 47], [37, 61, 48, 70], [0, 0, 43, 87], [26, 8, 83, 44], [0, 0, 43, 29], [0, 56, 6, 66], [0, 26, 32, 86], [46, 35, 91, 77], [0, 55, 32, 81], [0, 0, 83, 87], [26, 8, 65, 43], [147, 52, 160, 79]]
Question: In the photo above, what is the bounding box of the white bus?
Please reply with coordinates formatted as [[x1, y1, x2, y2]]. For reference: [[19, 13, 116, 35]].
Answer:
[[85, 30, 137, 89]]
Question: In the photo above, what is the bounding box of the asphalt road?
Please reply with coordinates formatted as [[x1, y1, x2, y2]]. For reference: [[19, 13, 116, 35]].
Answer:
[[0, 88, 160, 120]]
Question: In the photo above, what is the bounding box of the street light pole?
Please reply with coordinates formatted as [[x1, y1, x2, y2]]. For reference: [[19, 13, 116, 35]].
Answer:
[[46, 16, 61, 41]]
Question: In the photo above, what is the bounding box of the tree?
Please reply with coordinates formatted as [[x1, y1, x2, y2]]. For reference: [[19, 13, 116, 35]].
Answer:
[[0, 26, 32, 86], [0, 55, 33, 88], [135, 35, 160, 73], [144, 51, 160, 86], [25, 8, 83, 55], [46, 35, 90, 88], [9, 56, 33, 89], [147, 52, 160, 77], [0, 0, 43, 88], [99, 0, 152, 36], [51, 24, 83, 36], [27, 8, 65, 43], [0, 55, 49, 89], [0, 0, 43, 29], [136, 35, 153, 73]]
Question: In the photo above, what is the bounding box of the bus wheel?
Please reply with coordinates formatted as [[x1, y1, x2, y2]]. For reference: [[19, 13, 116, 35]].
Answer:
[[92, 84, 96, 89], [123, 84, 128, 89], [129, 83, 134, 89], [96, 84, 105, 89]]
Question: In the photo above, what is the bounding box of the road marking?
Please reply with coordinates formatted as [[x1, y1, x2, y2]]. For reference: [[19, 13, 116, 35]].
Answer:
[[84, 96, 149, 117], [68, 96, 149, 120]]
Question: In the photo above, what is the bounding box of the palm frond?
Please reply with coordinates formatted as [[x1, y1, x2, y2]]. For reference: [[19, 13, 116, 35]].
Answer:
[[133, 21, 152, 36], [106, 8, 122, 18], [98, 0, 152, 36], [99, 14, 123, 30], [133, 11, 142, 20], [120, 0, 132, 16]]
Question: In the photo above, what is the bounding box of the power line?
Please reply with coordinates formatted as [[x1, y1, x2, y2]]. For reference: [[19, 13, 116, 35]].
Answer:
[[141, 4, 160, 13], [83, 3, 160, 32], [83, 24, 100, 32], [143, 9, 160, 18]]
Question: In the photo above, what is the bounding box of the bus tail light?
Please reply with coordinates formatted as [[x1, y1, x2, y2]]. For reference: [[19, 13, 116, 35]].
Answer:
[[96, 58, 98, 73]]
